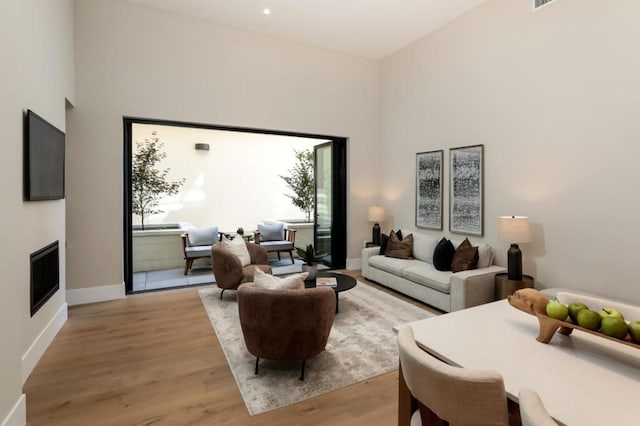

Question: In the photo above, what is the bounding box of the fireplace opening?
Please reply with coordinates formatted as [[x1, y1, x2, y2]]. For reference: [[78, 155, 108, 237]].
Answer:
[[30, 241, 59, 316]]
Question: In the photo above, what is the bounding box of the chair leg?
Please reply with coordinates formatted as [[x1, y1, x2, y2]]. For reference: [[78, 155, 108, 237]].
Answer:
[[289, 250, 295, 264], [255, 357, 260, 375], [220, 289, 225, 300], [299, 359, 306, 381], [183, 260, 190, 275], [277, 251, 281, 260]]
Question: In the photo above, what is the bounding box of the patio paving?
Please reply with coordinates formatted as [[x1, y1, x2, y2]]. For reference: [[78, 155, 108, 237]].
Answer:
[[132, 258, 328, 291]]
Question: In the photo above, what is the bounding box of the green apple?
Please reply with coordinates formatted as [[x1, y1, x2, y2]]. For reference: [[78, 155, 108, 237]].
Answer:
[[577, 309, 602, 330], [568, 302, 589, 323], [599, 307, 625, 321], [546, 301, 569, 321], [600, 316, 629, 339], [628, 321, 640, 343]]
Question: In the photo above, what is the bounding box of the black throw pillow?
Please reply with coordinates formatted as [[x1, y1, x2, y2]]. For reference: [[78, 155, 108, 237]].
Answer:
[[396, 229, 403, 241], [433, 237, 455, 271], [379, 234, 389, 255]]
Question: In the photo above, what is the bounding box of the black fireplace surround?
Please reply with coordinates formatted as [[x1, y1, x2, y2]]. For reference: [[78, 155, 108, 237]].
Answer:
[[30, 240, 59, 316]]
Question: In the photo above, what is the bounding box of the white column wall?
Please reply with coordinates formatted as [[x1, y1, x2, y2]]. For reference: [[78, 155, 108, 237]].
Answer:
[[0, 0, 75, 423], [67, 0, 380, 291]]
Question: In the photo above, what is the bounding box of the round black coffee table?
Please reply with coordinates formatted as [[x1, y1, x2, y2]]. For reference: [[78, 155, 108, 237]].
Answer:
[[305, 271, 357, 313]]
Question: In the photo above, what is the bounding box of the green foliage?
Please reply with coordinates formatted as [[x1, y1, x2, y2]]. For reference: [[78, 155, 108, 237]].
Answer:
[[295, 244, 328, 266], [132, 132, 185, 230], [279, 149, 314, 222]]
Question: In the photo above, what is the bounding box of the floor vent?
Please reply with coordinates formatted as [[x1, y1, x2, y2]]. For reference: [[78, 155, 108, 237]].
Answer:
[[534, 0, 557, 10]]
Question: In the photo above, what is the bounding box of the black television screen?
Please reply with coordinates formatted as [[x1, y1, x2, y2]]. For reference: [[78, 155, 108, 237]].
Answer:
[[25, 109, 65, 200]]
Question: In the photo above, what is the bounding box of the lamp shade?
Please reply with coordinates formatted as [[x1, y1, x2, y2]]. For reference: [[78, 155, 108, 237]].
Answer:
[[368, 206, 386, 223], [498, 216, 532, 243]]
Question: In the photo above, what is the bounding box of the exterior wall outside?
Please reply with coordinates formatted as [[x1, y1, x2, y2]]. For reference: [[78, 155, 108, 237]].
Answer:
[[131, 124, 320, 230], [0, 0, 75, 422], [67, 0, 380, 291], [380, 0, 640, 304]]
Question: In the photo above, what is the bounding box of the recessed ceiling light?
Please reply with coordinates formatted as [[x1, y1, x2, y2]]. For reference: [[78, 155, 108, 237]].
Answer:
[[263, 8, 271, 15]]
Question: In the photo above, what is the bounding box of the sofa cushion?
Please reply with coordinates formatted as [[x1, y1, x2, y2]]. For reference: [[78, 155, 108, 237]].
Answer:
[[451, 238, 479, 273], [187, 227, 219, 246], [221, 234, 251, 266], [402, 263, 452, 294], [258, 222, 285, 241], [476, 243, 493, 268], [379, 233, 389, 255], [385, 231, 413, 259], [433, 238, 455, 271], [368, 255, 421, 276], [411, 233, 439, 264]]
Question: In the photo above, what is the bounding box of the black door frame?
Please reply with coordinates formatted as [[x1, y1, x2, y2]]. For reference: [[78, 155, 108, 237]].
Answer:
[[123, 116, 347, 293]]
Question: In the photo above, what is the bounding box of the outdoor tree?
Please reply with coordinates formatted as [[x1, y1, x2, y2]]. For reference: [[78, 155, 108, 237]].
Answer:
[[280, 149, 314, 222], [132, 132, 185, 229]]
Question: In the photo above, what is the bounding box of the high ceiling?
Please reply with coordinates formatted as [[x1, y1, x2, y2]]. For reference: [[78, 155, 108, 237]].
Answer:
[[128, 0, 489, 59]]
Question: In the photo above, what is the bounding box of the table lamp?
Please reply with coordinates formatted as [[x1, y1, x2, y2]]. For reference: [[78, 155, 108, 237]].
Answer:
[[368, 206, 386, 246], [498, 216, 532, 281]]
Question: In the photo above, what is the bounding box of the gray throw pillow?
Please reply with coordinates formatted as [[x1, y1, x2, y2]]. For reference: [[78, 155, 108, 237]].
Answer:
[[258, 222, 285, 241], [187, 226, 219, 246]]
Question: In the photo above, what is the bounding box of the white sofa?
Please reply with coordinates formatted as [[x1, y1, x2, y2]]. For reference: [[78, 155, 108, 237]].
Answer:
[[362, 230, 506, 312]]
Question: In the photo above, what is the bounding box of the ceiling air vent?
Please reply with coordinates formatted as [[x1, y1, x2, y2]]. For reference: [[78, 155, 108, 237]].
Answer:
[[534, 0, 557, 10]]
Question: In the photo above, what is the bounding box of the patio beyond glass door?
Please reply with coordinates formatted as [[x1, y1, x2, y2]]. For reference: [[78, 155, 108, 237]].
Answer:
[[314, 142, 332, 266]]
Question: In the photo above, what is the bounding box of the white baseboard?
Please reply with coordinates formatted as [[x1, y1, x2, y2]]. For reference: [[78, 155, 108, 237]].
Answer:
[[1, 394, 26, 426], [346, 257, 361, 271], [22, 302, 67, 384], [66, 282, 125, 306]]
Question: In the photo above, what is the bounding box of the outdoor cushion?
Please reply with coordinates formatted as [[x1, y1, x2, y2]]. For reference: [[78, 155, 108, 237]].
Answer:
[[185, 245, 213, 259], [257, 222, 285, 241], [368, 254, 421, 276], [259, 240, 294, 251], [187, 226, 219, 246], [401, 264, 452, 294]]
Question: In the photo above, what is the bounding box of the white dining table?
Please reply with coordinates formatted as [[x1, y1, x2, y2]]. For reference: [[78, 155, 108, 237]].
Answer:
[[402, 299, 640, 426]]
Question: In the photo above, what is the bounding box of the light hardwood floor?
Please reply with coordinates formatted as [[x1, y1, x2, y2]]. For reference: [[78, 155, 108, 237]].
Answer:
[[24, 271, 439, 425]]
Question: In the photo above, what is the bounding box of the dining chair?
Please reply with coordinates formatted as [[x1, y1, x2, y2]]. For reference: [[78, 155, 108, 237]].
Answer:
[[397, 325, 509, 426], [519, 387, 557, 426]]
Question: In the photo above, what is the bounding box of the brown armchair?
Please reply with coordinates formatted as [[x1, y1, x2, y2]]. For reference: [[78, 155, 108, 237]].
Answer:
[[211, 242, 272, 299], [237, 283, 336, 380]]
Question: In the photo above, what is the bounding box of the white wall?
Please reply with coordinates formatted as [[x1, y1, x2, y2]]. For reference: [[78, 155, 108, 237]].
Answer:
[[0, 0, 74, 423], [131, 124, 322, 230], [380, 0, 640, 304], [67, 0, 380, 291]]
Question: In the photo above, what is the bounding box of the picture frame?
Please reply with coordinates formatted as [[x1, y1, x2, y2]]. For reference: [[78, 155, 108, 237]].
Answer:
[[449, 145, 484, 236], [416, 150, 443, 230]]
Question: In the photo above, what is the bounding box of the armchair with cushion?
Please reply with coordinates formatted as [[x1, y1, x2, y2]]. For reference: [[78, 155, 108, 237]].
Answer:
[[237, 283, 336, 380], [211, 240, 272, 299], [181, 226, 220, 275], [254, 222, 296, 264]]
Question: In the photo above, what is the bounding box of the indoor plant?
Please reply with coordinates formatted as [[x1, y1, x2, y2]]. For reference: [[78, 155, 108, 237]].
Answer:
[[296, 244, 328, 279]]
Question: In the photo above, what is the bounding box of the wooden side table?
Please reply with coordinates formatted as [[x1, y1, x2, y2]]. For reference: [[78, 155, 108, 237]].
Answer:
[[494, 273, 534, 300]]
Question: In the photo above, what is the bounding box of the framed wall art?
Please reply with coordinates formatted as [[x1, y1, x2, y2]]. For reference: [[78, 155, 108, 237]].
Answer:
[[416, 150, 443, 230], [449, 145, 484, 236]]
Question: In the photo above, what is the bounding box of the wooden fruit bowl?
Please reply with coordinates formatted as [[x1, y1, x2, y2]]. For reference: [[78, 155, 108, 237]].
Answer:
[[507, 288, 640, 349]]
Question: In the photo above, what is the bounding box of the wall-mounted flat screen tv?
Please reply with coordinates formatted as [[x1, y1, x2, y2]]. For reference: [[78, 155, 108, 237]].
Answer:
[[25, 109, 65, 201]]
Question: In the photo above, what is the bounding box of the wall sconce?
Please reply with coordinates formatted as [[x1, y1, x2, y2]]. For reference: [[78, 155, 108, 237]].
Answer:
[[195, 143, 210, 151], [498, 216, 532, 281], [368, 206, 386, 246]]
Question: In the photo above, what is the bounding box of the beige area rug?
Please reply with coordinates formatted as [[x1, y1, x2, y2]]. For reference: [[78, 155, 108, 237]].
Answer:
[[198, 280, 434, 415]]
